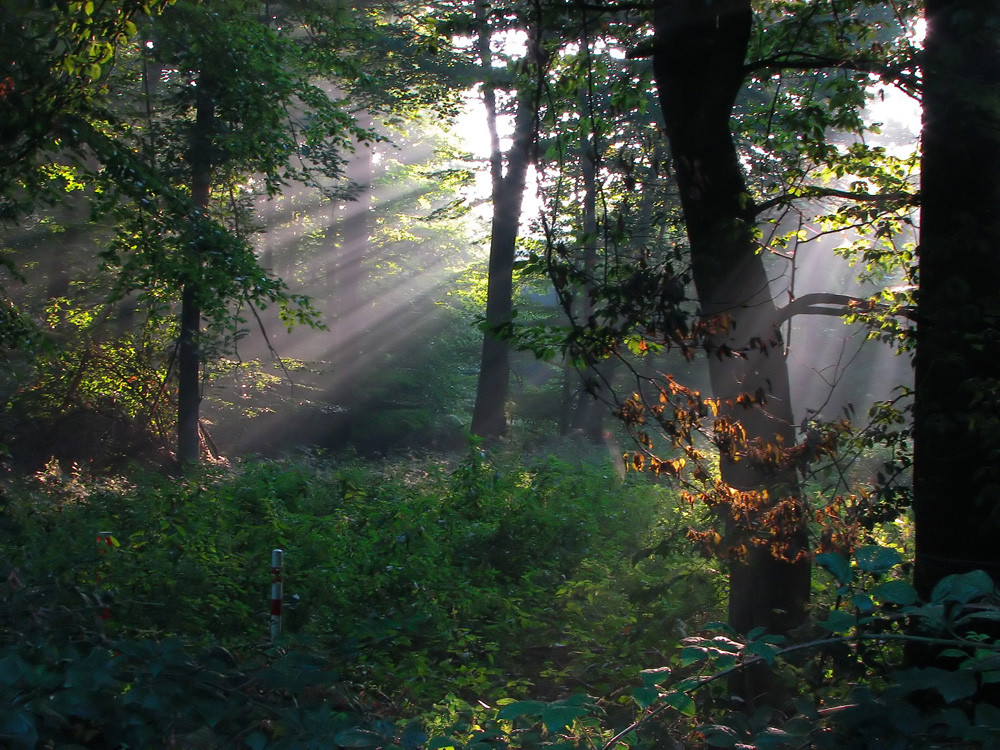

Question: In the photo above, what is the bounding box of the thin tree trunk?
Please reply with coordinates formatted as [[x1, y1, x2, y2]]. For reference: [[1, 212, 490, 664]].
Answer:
[[472, 188, 522, 438], [571, 117, 610, 442], [914, 1, 1000, 599], [176, 74, 214, 468], [651, 0, 809, 647]]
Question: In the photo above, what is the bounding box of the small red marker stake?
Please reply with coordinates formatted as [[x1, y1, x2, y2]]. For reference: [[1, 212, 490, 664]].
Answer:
[[270, 549, 283, 641]]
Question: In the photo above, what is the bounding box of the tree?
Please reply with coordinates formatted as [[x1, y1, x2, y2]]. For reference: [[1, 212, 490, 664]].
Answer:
[[648, 0, 811, 658], [97, 0, 372, 467], [520, 0, 918, 653], [470, 1, 547, 439], [1, 0, 378, 469], [0, 0, 176, 208], [176, 69, 217, 466], [913, 1, 1000, 598], [1, 0, 176, 356]]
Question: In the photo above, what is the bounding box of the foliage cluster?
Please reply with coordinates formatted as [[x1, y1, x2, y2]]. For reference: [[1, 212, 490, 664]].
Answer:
[[0, 449, 719, 746], [424, 546, 1000, 750]]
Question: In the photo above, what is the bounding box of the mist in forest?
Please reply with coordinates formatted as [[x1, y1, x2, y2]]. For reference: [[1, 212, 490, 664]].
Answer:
[[0, 88, 918, 468], [201, 126, 487, 458], [779, 240, 913, 427], [783, 89, 918, 427], [197, 125, 913, 460]]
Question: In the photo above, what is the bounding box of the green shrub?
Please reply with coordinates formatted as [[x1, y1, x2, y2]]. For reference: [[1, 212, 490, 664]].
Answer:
[[0, 449, 719, 731], [426, 546, 1000, 750]]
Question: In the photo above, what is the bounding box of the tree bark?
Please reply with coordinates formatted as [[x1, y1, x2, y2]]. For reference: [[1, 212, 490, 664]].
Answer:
[[651, 0, 810, 642], [913, 1, 1000, 599], [176, 74, 215, 468], [470, 6, 539, 440]]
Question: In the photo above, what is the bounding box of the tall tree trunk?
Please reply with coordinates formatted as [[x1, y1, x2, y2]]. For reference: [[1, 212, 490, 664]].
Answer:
[[914, 1, 1000, 599], [651, 0, 810, 646], [571, 117, 610, 442], [470, 5, 539, 439], [176, 74, 214, 468]]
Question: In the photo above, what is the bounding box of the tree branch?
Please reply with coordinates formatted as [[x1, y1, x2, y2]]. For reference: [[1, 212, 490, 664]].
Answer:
[[775, 292, 915, 327], [755, 186, 919, 216], [745, 52, 921, 93]]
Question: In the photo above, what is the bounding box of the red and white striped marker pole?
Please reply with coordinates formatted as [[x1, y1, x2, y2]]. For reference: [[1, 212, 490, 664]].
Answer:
[[270, 549, 283, 641]]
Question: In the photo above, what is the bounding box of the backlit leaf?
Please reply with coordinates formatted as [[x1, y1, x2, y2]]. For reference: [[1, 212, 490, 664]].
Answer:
[[663, 690, 695, 716]]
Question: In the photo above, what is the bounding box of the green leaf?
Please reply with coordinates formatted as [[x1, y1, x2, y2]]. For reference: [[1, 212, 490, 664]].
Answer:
[[873, 579, 918, 605], [0, 655, 25, 686], [400, 725, 427, 750], [974, 702, 1000, 729], [662, 690, 695, 716], [702, 621, 737, 636], [640, 666, 671, 687], [792, 695, 818, 721], [818, 609, 855, 633], [850, 592, 875, 614], [934, 707, 971, 732], [0, 710, 37, 750], [784, 717, 816, 738], [937, 670, 979, 703], [955, 609, 1000, 628], [743, 639, 779, 667], [540, 705, 587, 733], [497, 700, 547, 721], [854, 545, 901, 574], [680, 646, 707, 666], [932, 570, 995, 604], [699, 724, 740, 747], [633, 686, 660, 709], [894, 667, 978, 703], [815, 552, 852, 584], [754, 727, 793, 749]]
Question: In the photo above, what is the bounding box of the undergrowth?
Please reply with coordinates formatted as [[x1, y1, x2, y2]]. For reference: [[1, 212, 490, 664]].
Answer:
[[4, 448, 996, 749], [0, 446, 720, 746]]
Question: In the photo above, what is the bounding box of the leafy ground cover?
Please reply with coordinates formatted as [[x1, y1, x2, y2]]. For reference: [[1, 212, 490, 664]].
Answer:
[[3, 446, 999, 748], [0, 445, 720, 747]]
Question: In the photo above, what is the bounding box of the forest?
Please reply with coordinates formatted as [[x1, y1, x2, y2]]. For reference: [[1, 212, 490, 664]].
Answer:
[[2, 0, 1000, 747]]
